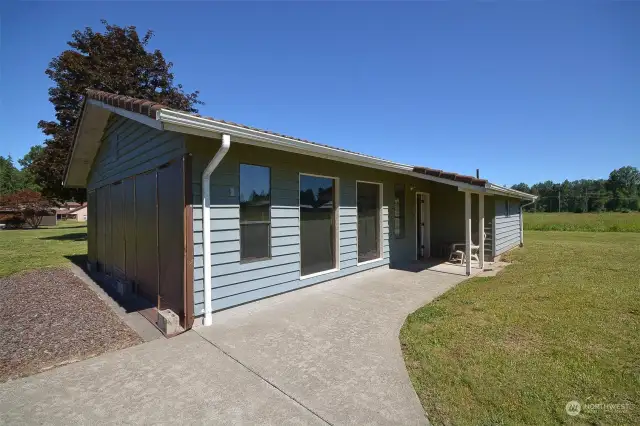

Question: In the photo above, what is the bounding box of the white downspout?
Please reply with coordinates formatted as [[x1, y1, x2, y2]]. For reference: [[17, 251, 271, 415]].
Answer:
[[202, 134, 231, 326], [519, 198, 536, 247]]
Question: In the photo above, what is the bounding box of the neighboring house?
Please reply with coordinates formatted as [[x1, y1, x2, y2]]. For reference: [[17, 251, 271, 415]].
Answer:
[[64, 89, 536, 329], [56, 204, 88, 221]]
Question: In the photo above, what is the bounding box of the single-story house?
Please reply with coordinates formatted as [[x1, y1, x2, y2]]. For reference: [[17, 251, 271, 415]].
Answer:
[[56, 204, 88, 221], [64, 89, 536, 329]]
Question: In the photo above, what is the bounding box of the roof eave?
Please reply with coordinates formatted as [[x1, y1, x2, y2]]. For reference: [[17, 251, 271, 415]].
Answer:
[[485, 183, 537, 201], [158, 109, 487, 192]]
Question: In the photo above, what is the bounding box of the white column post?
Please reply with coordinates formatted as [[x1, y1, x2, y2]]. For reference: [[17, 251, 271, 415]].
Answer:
[[464, 191, 471, 276], [479, 193, 485, 270]]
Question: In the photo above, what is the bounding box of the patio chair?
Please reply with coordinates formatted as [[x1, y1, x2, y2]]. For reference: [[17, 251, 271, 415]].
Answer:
[[448, 243, 479, 264], [448, 232, 485, 264]]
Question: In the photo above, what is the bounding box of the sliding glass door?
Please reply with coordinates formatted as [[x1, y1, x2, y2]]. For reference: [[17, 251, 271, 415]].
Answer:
[[300, 174, 337, 277], [357, 181, 381, 263]]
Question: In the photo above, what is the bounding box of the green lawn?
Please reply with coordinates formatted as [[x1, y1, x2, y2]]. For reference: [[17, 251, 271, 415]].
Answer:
[[524, 212, 640, 232], [401, 231, 640, 425], [0, 222, 87, 277]]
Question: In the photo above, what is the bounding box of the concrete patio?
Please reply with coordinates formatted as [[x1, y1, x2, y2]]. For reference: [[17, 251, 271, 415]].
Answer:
[[0, 266, 470, 425]]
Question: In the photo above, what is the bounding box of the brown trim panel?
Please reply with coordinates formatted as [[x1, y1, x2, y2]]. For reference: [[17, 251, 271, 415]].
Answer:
[[183, 154, 194, 329]]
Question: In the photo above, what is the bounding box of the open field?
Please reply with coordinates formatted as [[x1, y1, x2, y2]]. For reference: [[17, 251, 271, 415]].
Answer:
[[401, 231, 640, 425], [523, 212, 640, 232], [0, 222, 87, 277]]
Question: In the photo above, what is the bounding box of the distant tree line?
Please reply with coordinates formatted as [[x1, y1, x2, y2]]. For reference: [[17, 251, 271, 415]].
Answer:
[[512, 166, 640, 213]]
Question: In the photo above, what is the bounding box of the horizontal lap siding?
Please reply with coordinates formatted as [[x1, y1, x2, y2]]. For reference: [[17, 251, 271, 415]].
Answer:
[[189, 138, 390, 315], [87, 115, 185, 190], [494, 197, 522, 256]]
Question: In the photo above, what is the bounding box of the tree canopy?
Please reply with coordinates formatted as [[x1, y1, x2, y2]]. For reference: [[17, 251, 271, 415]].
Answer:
[[28, 20, 202, 202], [0, 155, 40, 196], [512, 166, 640, 212]]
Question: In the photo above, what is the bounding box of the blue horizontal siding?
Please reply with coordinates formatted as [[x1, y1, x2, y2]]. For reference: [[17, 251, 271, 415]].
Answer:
[[190, 144, 396, 315], [494, 198, 521, 255], [87, 115, 185, 190], [210, 259, 388, 312], [213, 260, 300, 288]]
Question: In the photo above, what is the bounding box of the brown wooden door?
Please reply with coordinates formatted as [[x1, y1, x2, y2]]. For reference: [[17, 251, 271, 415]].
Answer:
[[96, 186, 107, 271], [110, 182, 126, 280], [134, 170, 159, 303], [87, 190, 97, 266], [157, 159, 185, 318], [123, 178, 137, 283]]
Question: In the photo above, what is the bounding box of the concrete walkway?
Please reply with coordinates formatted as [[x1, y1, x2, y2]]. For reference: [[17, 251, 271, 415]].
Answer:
[[0, 266, 467, 425]]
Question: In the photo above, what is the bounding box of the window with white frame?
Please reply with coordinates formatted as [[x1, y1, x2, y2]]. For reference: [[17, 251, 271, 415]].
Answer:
[[239, 164, 271, 261]]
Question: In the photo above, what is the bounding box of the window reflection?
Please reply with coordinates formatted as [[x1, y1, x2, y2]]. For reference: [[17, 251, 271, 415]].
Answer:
[[239, 164, 271, 261], [300, 175, 336, 276], [357, 182, 380, 263]]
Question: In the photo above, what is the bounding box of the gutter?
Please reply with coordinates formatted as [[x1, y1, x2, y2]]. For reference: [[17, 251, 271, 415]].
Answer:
[[485, 183, 537, 201], [158, 109, 412, 171], [156, 109, 486, 192], [70, 99, 537, 199], [202, 134, 231, 326]]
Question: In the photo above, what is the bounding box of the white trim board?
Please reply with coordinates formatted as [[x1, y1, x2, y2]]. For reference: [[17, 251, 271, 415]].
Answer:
[[87, 99, 163, 130]]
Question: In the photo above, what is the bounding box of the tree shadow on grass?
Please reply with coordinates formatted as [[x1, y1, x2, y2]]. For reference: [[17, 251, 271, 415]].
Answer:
[[40, 232, 87, 241]]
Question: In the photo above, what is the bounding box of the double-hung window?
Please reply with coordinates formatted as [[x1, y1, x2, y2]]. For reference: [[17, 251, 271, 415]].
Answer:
[[239, 164, 271, 261]]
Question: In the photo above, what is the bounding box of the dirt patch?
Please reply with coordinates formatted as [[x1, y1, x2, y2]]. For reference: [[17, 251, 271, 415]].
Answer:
[[0, 268, 142, 382], [500, 328, 542, 355]]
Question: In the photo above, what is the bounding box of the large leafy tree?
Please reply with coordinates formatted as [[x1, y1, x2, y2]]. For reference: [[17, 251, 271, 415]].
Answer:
[[31, 20, 202, 202], [17, 146, 43, 192], [607, 166, 640, 211]]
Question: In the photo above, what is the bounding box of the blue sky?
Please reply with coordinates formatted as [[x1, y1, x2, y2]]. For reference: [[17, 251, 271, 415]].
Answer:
[[1, 1, 638, 186]]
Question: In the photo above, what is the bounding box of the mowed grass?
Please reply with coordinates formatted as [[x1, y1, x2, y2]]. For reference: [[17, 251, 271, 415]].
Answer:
[[0, 222, 87, 277], [524, 212, 640, 232], [400, 231, 640, 425]]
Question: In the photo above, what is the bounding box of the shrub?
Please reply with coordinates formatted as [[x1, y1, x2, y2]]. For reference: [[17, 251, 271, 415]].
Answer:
[[0, 190, 53, 229]]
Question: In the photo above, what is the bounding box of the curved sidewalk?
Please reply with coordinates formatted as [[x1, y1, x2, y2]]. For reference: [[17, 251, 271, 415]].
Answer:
[[196, 266, 467, 425], [0, 267, 466, 425]]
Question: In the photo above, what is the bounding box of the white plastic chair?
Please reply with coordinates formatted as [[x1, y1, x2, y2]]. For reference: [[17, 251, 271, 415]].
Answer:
[[449, 242, 480, 264]]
